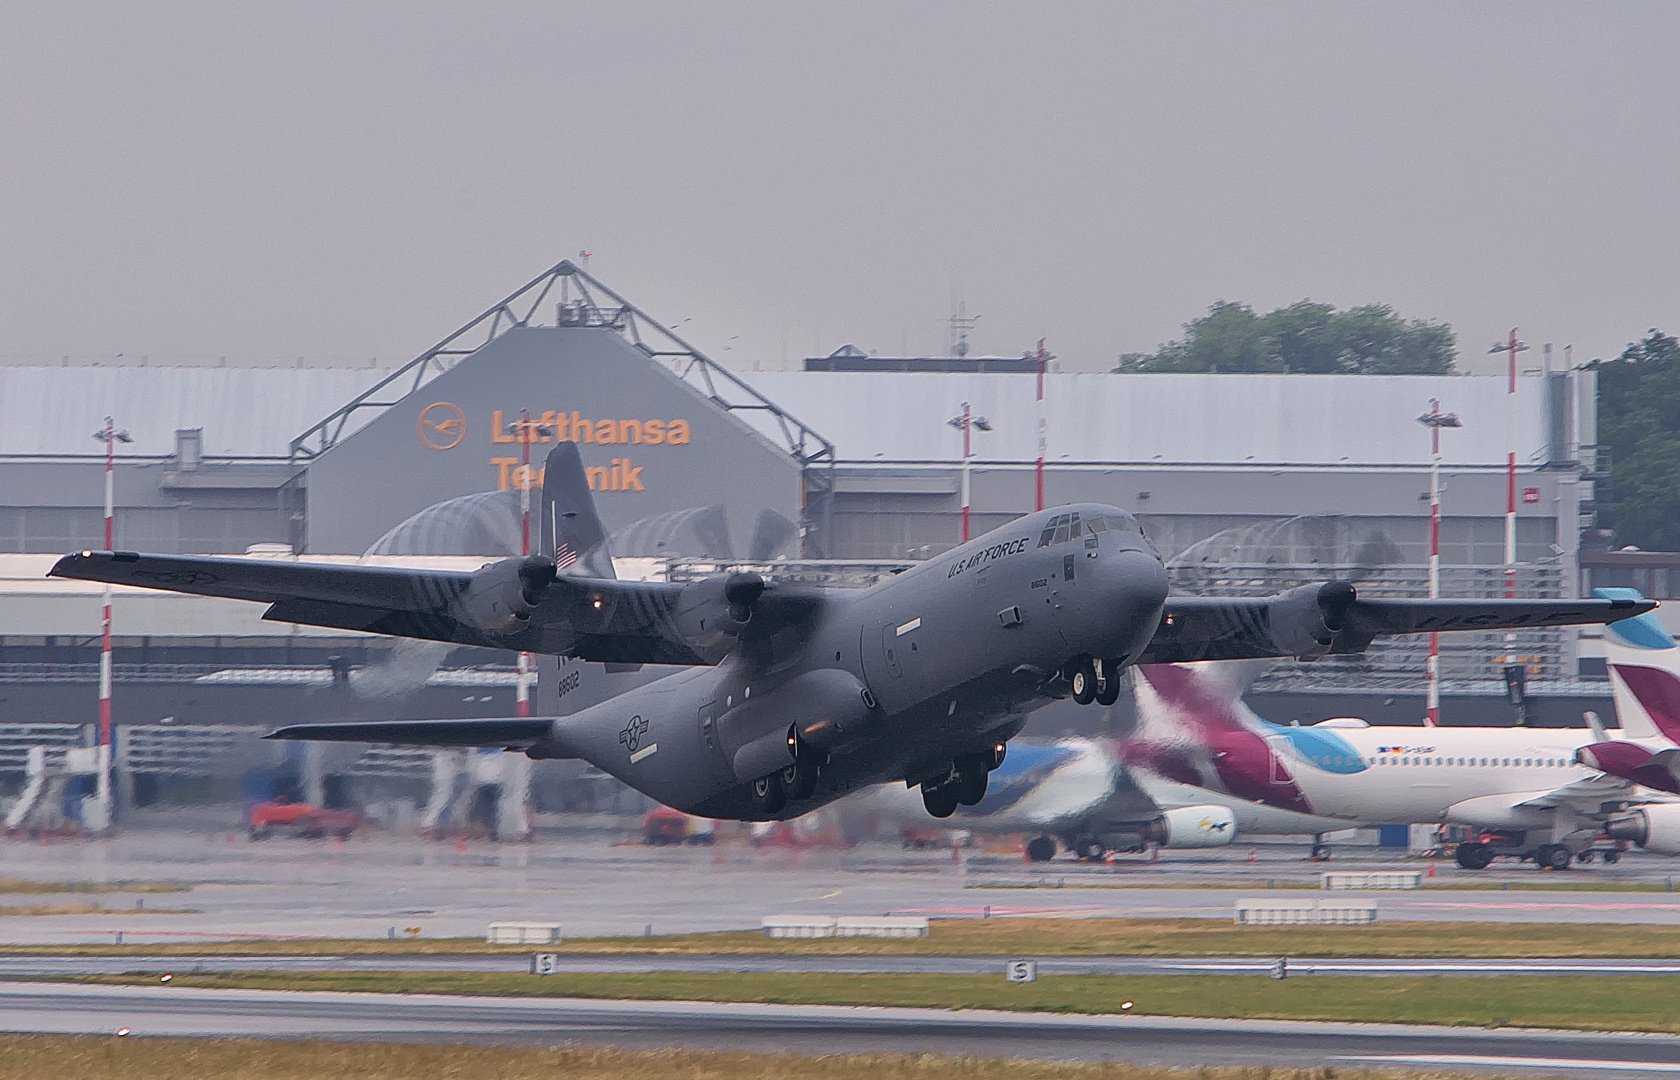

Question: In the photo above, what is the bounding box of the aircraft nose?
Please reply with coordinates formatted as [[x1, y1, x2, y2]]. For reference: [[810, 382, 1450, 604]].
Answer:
[[1102, 546, 1169, 662]]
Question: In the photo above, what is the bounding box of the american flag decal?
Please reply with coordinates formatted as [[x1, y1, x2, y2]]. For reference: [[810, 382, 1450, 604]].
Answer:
[[555, 543, 579, 571]]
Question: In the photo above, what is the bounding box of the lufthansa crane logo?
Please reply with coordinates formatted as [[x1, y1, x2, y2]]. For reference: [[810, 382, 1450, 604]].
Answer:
[[418, 402, 466, 450]]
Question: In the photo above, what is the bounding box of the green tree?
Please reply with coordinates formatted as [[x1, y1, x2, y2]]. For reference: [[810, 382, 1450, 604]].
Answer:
[[1116, 300, 1457, 374], [1593, 330, 1680, 551]]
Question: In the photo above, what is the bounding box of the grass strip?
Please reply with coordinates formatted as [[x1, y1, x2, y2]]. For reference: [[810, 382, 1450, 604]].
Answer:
[[9, 917, 1680, 958], [55, 969, 1680, 1034], [0, 879, 189, 895], [0, 904, 199, 917], [0, 1034, 1490, 1080]]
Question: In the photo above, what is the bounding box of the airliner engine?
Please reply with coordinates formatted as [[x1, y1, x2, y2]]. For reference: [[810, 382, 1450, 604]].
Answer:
[[1147, 804, 1238, 848], [1607, 804, 1680, 855], [1606, 806, 1680, 856]]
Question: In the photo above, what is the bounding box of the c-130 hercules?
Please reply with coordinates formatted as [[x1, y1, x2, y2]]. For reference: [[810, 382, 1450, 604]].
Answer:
[[53, 444, 1654, 821]]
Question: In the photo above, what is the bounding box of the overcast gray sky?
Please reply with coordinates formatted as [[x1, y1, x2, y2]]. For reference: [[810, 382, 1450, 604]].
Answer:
[[3, 2, 1677, 373]]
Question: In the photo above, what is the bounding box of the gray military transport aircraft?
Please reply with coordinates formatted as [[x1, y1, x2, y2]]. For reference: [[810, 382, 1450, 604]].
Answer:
[[52, 444, 1654, 821]]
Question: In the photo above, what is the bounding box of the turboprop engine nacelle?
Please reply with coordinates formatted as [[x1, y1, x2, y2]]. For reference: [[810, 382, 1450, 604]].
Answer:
[[1147, 804, 1237, 848], [1265, 582, 1358, 660], [1607, 804, 1680, 855], [455, 556, 556, 637]]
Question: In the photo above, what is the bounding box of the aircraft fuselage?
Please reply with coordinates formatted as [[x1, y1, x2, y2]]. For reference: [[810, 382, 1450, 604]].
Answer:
[[544, 504, 1168, 819]]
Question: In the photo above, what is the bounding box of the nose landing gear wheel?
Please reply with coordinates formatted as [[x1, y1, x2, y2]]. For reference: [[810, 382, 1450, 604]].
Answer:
[[1095, 660, 1124, 707], [751, 772, 787, 816], [1069, 660, 1097, 705]]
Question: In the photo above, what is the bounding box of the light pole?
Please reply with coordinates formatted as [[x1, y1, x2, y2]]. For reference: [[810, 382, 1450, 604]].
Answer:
[[92, 417, 132, 825], [947, 403, 992, 543], [1417, 400, 1461, 727], [1035, 340, 1049, 512], [1488, 330, 1529, 599]]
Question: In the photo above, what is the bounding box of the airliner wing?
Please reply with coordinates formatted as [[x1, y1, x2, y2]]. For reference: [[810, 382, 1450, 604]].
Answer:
[[1512, 773, 1638, 811], [1139, 586, 1656, 664]]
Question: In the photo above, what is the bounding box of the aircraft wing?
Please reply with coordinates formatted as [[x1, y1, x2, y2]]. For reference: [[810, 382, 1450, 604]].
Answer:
[[47, 550, 784, 666], [1512, 773, 1639, 811], [1137, 585, 1657, 664], [265, 717, 558, 749]]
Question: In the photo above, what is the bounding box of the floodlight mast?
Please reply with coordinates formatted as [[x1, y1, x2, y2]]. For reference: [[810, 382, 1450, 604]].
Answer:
[[947, 403, 992, 543], [91, 417, 132, 827], [1417, 400, 1462, 727]]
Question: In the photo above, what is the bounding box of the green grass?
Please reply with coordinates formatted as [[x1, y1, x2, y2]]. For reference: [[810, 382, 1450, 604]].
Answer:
[[58, 969, 1680, 1033], [0, 878, 189, 895], [0, 1035, 1491, 1080], [11, 917, 1680, 958]]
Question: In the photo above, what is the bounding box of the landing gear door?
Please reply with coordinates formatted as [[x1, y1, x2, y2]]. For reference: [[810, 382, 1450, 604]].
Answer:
[[697, 700, 733, 785]]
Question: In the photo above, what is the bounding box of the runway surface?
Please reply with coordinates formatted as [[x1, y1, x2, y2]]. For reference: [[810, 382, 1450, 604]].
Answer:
[[9, 953, 1680, 978], [5, 980, 1680, 1078], [5, 830, 1680, 944]]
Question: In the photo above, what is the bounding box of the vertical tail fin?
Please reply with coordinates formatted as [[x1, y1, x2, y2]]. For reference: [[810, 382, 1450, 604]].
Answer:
[[541, 442, 615, 580], [1595, 588, 1680, 742]]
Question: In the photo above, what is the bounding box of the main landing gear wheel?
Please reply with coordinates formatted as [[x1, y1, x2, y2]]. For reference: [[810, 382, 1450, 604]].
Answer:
[[750, 772, 787, 816], [1074, 838, 1105, 862], [1095, 660, 1123, 707], [1536, 844, 1573, 871], [781, 759, 819, 801], [953, 754, 990, 806], [1455, 842, 1494, 870], [1069, 659, 1097, 705], [1025, 835, 1058, 862], [922, 782, 959, 819]]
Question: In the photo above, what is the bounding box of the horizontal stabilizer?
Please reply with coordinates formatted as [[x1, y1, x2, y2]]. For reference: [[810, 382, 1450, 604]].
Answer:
[[264, 717, 555, 748]]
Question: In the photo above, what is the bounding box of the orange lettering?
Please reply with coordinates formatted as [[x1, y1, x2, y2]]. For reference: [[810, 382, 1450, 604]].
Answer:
[[595, 419, 619, 444], [491, 457, 517, 490], [667, 419, 690, 445], [572, 411, 592, 443], [539, 411, 558, 442], [621, 419, 643, 444], [491, 412, 516, 444], [620, 458, 645, 491], [586, 465, 610, 491], [642, 419, 664, 445]]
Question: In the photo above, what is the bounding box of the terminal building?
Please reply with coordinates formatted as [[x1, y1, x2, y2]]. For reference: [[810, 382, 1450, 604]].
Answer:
[[0, 260, 1658, 825]]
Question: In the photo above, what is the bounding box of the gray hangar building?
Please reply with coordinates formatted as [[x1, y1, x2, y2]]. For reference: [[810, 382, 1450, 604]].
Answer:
[[0, 261, 1635, 819]]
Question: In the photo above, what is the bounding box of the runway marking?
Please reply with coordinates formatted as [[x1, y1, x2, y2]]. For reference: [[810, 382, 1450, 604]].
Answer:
[[817, 890, 842, 900], [1340, 1057, 1680, 1073]]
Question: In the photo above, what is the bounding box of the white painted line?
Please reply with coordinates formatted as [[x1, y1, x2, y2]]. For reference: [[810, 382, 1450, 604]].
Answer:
[[896, 618, 921, 636], [629, 743, 658, 764], [1340, 1057, 1680, 1073]]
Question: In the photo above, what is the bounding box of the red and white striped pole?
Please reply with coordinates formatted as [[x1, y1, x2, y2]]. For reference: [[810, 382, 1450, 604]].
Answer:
[[516, 410, 532, 720], [1418, 400, 1461, 728], [947, 403, 990, 543], [1495, 329, 1528, 599], [94, 416, 128, 821], [1035, 340, 1047, 512], [960, 401, 973, 543]]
